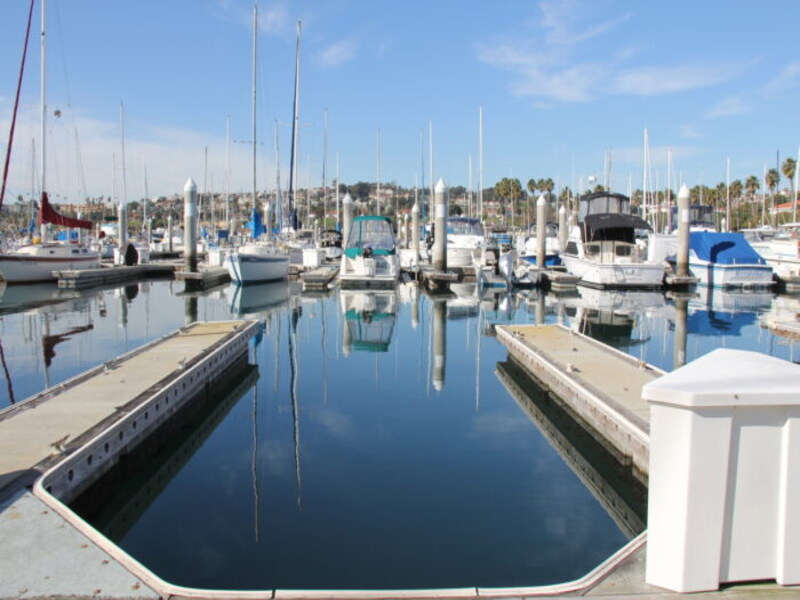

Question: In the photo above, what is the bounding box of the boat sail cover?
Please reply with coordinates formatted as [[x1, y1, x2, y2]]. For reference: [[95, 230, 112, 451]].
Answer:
[[688, 232, 767, 265], [39, 192, 92, 230]]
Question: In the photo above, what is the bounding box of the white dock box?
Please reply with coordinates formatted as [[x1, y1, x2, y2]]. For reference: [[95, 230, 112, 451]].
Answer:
[[644, 349, 800, 593]]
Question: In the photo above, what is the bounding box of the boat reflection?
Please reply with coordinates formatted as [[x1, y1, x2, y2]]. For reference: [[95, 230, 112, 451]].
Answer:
[[0, 281, 82, 316], [226, 281, 290, 317], [341, 289, 397, 355]]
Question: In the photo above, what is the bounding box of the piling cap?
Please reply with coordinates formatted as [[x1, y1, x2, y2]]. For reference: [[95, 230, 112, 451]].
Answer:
[[678, 183, 690, 200], [558, 205, 566, 215], [643, 348, 800, 408], [537, 194, 547, 206], [343, 193, 353, 204], [435, 178, 447, 193], [184, 178, 197, 192], [411, 202, 419, 214]]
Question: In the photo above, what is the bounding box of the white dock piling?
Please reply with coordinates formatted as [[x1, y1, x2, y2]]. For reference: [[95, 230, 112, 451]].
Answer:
[[558, 204, 567, 251], [536, 194, 546, 268], [342, 192, 353, 249], [644, 349, 800, 592], [412, 201, 420, 266], [433, 178, 447, 272], [675, 183, 690, 278], [184, 178, 198, 272]]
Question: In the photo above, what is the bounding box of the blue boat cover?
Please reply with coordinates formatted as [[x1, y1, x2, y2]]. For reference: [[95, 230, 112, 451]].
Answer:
[[689, 232, 766, 265]]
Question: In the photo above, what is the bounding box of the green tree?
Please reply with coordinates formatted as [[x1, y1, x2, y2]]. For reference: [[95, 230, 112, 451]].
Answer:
[[782, 158, 797, 220], [744, 175, 760, 199]]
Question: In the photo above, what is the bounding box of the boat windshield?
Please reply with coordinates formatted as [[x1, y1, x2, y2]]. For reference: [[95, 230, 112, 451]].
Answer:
[[346, 218, 396, 253], [447, 219, 483, 236], [578, 193, 631, 221]]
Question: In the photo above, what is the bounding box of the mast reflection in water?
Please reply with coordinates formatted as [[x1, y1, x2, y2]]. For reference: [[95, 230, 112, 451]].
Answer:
[[1, 279, 794, 590]]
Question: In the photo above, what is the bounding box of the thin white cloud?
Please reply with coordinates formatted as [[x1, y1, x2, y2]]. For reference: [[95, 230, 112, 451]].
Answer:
[[476, 0, 747, 104], [706, 96, 749, 119], [763, 61, 800, 95], [213, 0, 290, 36], [678, 124, 702, 140], [316, 39, 357, 69], [612, 64, 743, 96]]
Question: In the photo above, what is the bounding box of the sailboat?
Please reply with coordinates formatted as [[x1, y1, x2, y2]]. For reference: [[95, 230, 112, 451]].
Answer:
[[0, 0, 100, 283], [225, 2, 289, 286]]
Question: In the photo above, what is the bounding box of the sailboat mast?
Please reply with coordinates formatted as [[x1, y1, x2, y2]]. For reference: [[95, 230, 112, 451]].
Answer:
[[479, 106, 484, 223], [39, 0, 46, 237], [288, 20, 302, 229], [252, 3, 258, 217]]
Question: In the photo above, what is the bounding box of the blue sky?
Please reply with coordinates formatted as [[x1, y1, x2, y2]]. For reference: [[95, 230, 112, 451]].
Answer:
[[1, 0, 798, 202]]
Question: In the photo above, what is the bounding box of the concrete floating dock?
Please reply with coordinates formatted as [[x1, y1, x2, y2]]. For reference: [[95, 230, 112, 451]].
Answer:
[[54, 264, 175, 290], [496, 323, 661, 480], [302, 264, 340, 291], [174, 266, 231, 290], [0, 320, 258, 497]]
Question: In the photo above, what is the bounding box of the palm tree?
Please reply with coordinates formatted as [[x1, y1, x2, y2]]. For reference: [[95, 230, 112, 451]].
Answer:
[[766, 168, 779, 225], [782, 157, 797, 222], [744, 175, 760, 199]]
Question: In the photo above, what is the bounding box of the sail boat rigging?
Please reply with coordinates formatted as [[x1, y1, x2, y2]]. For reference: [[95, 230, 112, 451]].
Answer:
[[287, 20, 302, 231], [224, 2, 289, 285], [0, 0, 100, 283]]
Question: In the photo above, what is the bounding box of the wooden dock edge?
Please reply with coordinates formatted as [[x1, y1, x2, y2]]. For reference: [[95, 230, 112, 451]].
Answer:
[[496, 324, 652, 480]]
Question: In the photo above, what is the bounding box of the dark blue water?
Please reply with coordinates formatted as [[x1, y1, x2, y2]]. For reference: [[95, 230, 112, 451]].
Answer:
[[2, 279, 797, 590]]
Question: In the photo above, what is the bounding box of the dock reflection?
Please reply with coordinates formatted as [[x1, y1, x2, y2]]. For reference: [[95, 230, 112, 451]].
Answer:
[[70, 363, 260, 542], [495, 358, 647, 539]]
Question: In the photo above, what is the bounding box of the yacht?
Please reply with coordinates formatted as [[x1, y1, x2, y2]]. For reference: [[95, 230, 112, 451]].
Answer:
[[519, 222, 562, 266], [442, 217, 484, 268], [561, 192, 665, 289], [680, 231, 774, 289], [339, 215, 400, 288]]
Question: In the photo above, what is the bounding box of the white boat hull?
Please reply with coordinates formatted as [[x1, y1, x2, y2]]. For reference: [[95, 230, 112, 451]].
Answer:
[[339, 254, 400, 289], [688, 260, 774, 289], [226, 250, 289, 285], [562, 255, 665, 289], [0, 247, 101, 283]]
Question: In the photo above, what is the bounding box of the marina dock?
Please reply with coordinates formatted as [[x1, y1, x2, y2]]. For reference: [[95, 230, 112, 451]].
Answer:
[[0, 320, 258, 497], [495, 323, 661, 479], [54, 264, 175, 289]]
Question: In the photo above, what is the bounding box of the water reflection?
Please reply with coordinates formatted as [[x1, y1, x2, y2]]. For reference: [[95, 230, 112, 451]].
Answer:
[[1, 277, 798, 589], [340, 289, 397, 354], [495, 359, 647, 539]]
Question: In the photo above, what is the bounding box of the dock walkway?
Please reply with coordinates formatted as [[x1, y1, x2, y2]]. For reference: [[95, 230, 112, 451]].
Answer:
[[496, 323, 662, 479], [0, 320, 257, 495]]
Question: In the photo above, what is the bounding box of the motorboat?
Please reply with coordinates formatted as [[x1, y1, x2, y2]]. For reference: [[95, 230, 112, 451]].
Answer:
[[678, 231, 774, 289], [339, 216, 400, 288], [561, 192, 665, 289], [340, 289, 397, 354], [744, 223, 800, 282], [442, 217, 484, 268], [519, 222, 562, 266]]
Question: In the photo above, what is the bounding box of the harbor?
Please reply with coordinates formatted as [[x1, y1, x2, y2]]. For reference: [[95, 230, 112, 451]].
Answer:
[[2, 0, 800, 597], [0, 274, 798, 597]]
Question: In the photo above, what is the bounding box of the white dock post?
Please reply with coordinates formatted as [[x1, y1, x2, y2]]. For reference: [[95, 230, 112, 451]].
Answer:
[[644, 349, 800, 592], [675, 183, 690, 278], [342, 193, 353, 249], [433, 178, 447, 272], [558, 204, 567, 251], [536, 194, 546, 268], [184, 178, 198, 272], [412, 201, 420, 266], [167, 214, 173, 253]]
